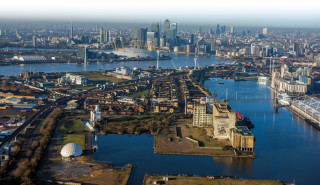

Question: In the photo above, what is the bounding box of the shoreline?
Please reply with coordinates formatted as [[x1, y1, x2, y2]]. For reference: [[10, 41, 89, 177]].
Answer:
[[142, 174, 284, 185], [0, 56, 171, 66], [268, 86, 320, 131]]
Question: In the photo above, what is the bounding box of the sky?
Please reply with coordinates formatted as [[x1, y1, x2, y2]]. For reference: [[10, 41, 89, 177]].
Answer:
[[1, 0, 320, 28]]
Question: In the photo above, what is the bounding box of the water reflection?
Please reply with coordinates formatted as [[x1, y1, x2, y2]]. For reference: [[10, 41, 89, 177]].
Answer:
[[213, 157, 253, 176], [91, 77, 320, 185]]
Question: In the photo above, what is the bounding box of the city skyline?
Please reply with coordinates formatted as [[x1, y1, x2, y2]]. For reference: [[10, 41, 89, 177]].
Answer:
[[1, 0, 320, 28]]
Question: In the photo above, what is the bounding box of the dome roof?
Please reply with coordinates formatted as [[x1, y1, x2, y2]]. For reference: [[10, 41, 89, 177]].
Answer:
[[60, 143, 83, 157]]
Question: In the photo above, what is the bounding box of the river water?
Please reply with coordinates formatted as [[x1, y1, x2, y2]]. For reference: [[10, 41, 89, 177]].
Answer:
[[2, 50, 319, 184], [0, 51, 229, 76], [93, 78, 320, 185]]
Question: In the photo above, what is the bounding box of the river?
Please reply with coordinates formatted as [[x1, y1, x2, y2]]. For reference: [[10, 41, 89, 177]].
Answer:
[[92, 78, 320, 185], [0, 50, 230, 76]]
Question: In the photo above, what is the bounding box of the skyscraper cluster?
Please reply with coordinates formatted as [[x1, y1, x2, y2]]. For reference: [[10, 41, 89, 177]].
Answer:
[[163, 19, 177, 46]]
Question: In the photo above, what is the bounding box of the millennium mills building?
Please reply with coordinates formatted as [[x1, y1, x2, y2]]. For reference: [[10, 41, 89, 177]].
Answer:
[[193, 97, 254, 152]]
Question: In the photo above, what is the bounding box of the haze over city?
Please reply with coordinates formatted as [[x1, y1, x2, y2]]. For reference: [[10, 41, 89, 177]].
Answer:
[[1, 1, 320, 185], [1, 0, 320, 27]]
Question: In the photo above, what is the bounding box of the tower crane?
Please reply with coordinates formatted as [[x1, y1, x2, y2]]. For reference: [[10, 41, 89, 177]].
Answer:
[[120, 37, 125, 52], [113, 40, 118, 51]]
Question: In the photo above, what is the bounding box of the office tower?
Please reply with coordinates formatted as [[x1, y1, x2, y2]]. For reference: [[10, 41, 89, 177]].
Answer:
[[160, 38, 165, 47], [199, 26, 203, 34], [137, 28, 148, 45], [151, 22, 160, 47], [99, 28, 104, 43], [129, 28, 138, 40], [165, 29, 176, 46], [263, 28, 268, 35], [231, 25, 234, 34], [221, 25, 226, 33], [130, 28, 147, 45], [209, 28, 213, 35], [108, 30, 111, 43], [151, 22, 160, 36], [105, 30, 109, 43], [190, 34, 195, 44], [77, 47, 89, 60], [147, 32, 156, 40], [169, 22, 177, 36], [163, 19, 170, 36], [216, 24, 220, 34], [293, 42, 299, 57], [70, 24, 73, 39], [211, 40, 215, 52], [0, 29, 2, 36], [80, 36, 90, 44], [32, 36, 36, 47]]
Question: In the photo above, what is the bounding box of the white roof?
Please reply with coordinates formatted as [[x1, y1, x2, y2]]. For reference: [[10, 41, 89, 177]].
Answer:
[[60, 143, 83, 157]]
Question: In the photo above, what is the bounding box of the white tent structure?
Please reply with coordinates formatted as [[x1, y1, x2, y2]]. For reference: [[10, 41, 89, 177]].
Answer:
[[60, 143, 83, 157]]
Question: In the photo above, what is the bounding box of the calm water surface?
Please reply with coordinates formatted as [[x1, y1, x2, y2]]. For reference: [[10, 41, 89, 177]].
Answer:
[[93, 78, 320, 185], [0, 51, 229, 76], [3, 49, 319, 184]]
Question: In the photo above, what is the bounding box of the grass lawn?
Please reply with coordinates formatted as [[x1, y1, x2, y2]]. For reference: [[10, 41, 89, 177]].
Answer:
[[131, 89, 149, 98], [154, 122, 235, 156], [58, 119, 87, 150], [61, 134, 86, 150], [75, 71, 129, 83], [190, 127, 228, 148], [59, 119, 86, 133]]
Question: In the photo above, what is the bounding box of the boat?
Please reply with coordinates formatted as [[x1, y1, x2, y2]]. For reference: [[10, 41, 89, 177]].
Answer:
[[277, 93, 292, 106], [218, 82, 224, 84], [236, 116, 255, 129]]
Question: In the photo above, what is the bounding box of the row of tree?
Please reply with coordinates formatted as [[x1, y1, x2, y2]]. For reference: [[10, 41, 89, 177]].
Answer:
[[11, 108, 62, 184], [100, 113, 190, 135]]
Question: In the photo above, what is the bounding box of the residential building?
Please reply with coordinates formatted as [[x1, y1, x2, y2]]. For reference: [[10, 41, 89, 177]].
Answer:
[[212, 102, 236, 139], [230, 126, 254, 152]]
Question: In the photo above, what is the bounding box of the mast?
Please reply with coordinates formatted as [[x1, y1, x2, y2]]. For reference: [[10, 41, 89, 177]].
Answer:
[[84, 46, 87, 65], [156, 50, 159, 70]]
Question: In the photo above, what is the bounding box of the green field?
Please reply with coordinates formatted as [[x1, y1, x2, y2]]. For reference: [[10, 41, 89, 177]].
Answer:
[[131, 89, 149, 98], [58, 119, 86, 150], [75, 71, 129, 83]]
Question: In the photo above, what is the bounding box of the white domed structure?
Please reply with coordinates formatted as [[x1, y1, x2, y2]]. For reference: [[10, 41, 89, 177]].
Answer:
[[60, 143, 83, 157]]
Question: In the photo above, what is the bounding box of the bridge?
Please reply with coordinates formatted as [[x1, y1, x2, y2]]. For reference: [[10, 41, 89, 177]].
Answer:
[[227, 99, 274, 101]]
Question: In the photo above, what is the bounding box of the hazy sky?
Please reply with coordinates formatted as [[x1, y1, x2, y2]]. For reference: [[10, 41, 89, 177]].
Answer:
[[1, 0, 320, 27]]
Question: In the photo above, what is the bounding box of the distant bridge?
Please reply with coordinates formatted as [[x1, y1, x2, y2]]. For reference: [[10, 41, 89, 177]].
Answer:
[[227, 99, 274, 101]]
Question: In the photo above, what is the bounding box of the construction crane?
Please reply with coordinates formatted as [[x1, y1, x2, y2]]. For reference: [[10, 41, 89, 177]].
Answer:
[[111, 42, 115, 51], [120, 37, 125, 52], [156, 50, 160, 70], [113, 40, 118, 51]]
